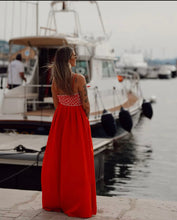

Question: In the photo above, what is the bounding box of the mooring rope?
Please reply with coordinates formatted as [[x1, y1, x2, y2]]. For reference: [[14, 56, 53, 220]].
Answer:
[[0, 145, 46, 185], [0, 161, 37, 185], [96, 87, 105, 110], [0, 144, 43, 153], [112, 87, 116, 116]]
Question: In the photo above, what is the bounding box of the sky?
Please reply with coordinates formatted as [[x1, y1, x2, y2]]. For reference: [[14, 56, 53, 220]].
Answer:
[[1, 1, 177, 59]]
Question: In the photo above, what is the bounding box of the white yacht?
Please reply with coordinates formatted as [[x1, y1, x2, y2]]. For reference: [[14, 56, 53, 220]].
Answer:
[[0, 1, 147, 138], [158, 64, 177, 79], [158, 65, 173, 79], [116, 52, 148, 78]]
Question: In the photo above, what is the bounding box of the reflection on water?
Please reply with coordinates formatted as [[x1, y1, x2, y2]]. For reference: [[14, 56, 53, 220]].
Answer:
[[98, 128, 153, 197], [98, 78, 177, 202]]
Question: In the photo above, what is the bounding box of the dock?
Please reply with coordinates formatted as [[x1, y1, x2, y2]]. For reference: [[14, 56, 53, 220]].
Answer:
[[1, 188, 177, 220], [0, 132, 113, 166], [0, 132, 113, 188]]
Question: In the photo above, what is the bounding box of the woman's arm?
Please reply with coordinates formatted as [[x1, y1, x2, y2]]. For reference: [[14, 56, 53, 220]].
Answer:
[[51, 79, 59, 109], [78, 75, 90, 118]]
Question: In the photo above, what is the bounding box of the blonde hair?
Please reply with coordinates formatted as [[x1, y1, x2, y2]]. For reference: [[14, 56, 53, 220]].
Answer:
[[51, 46, 74, 95]]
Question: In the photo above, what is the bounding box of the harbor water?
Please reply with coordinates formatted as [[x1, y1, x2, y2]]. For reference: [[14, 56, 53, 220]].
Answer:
[[98, 78, 177, 202], [0, 78, 177, 202]]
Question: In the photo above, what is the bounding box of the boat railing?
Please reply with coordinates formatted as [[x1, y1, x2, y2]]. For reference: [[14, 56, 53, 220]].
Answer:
[[22, 84, 53, 112], [0, 73, 8, 89], [23, 83, 96, 113], [117, 70, 143, 98]]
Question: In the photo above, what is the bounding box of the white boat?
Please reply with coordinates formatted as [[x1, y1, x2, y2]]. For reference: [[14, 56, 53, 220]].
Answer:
[[116, 52, 148, 78], [158, 65, 173, 79], [0, 1, 148, 139], [163, 64, 176, 78], [146, 65, 159, 79]]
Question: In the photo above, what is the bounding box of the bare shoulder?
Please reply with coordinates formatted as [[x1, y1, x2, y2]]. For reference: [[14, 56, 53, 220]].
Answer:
[[76, 74, 86, 84]]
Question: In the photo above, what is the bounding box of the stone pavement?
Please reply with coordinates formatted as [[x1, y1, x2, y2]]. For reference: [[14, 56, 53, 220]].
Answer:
[[1, 188, 177, 220]]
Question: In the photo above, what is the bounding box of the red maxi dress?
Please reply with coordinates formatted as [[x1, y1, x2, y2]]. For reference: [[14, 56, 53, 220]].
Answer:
[[41, 81, 97, 218]]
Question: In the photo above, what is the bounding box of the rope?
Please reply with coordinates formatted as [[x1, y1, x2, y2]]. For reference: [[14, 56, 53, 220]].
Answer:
[[95, 87, 105, 110], [36, 147, 45, 166], [25, 2, 28, 35], [3, 1, 7, 39], [0, 145, 46, 185], [0, 161, 37, 185], [115, 87, 122, 109], [113, 87, 116, 116], [94, 87, 100, 119], [14, 144, 39, 153], [20, 1, 22, 36], [0, 144, 39, 153], [11, 1, 15, 37]]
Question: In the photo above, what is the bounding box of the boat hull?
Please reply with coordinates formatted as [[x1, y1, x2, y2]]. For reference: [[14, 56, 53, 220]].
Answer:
[[0, 107, 142, 138], [158, 74, 171, 79], [91, 108, 141, 138]]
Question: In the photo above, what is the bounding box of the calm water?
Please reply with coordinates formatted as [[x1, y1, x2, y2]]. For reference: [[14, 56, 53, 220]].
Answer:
[[99, 78, 177, 202]]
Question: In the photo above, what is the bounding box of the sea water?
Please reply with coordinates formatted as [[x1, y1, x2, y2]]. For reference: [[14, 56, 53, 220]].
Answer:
[[98, 78, 177, 202]]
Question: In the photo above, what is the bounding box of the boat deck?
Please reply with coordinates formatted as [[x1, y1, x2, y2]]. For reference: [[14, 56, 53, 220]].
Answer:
[[0, 133, 113, 166]]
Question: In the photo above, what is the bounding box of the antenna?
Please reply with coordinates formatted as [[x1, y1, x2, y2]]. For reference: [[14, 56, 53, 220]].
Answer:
[[36, 2, 39, 36], [91, 1, 106, 36]]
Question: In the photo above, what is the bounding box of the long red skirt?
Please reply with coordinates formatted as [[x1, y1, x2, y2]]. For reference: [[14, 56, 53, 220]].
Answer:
[[41, 103, 97, 218]]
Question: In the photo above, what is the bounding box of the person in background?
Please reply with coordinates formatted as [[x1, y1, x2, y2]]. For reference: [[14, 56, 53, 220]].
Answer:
[[7, 53, 26, 89], [41, 46, 97, 218]]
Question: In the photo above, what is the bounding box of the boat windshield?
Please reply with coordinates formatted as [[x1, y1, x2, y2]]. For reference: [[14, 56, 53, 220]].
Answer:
[[102, 60, 116, 78], [72, 60, 90, 83]]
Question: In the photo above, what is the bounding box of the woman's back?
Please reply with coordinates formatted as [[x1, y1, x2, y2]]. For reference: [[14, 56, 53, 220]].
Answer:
[[52, 73, 90, 118], [52, 73, 78, 95]]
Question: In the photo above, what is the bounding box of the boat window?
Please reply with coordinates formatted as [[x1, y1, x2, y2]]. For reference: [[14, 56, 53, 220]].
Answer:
[[25, 58, 36, 76], [102, 61, 116, 77], [72, 60, 90, 83]]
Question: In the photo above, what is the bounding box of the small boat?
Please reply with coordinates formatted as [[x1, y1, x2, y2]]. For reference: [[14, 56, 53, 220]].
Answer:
[[146, 65, 159, 79], [163, 64, 176, 78], [0, 1, 147, 139], [158, 65, 173, 79], [115, 52, 148, 78]]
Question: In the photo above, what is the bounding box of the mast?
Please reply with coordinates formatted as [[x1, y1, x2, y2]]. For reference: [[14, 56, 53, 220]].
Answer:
[[89, 1, 107, 37], [36, 2, 39, 36], [25, 1, 39, 36], [93, 1, 106, 36]]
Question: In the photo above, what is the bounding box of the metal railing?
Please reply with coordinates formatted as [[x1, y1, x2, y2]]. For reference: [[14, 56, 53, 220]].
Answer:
[[23, 84, 53, 112], [116, 70, 143, 98]]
